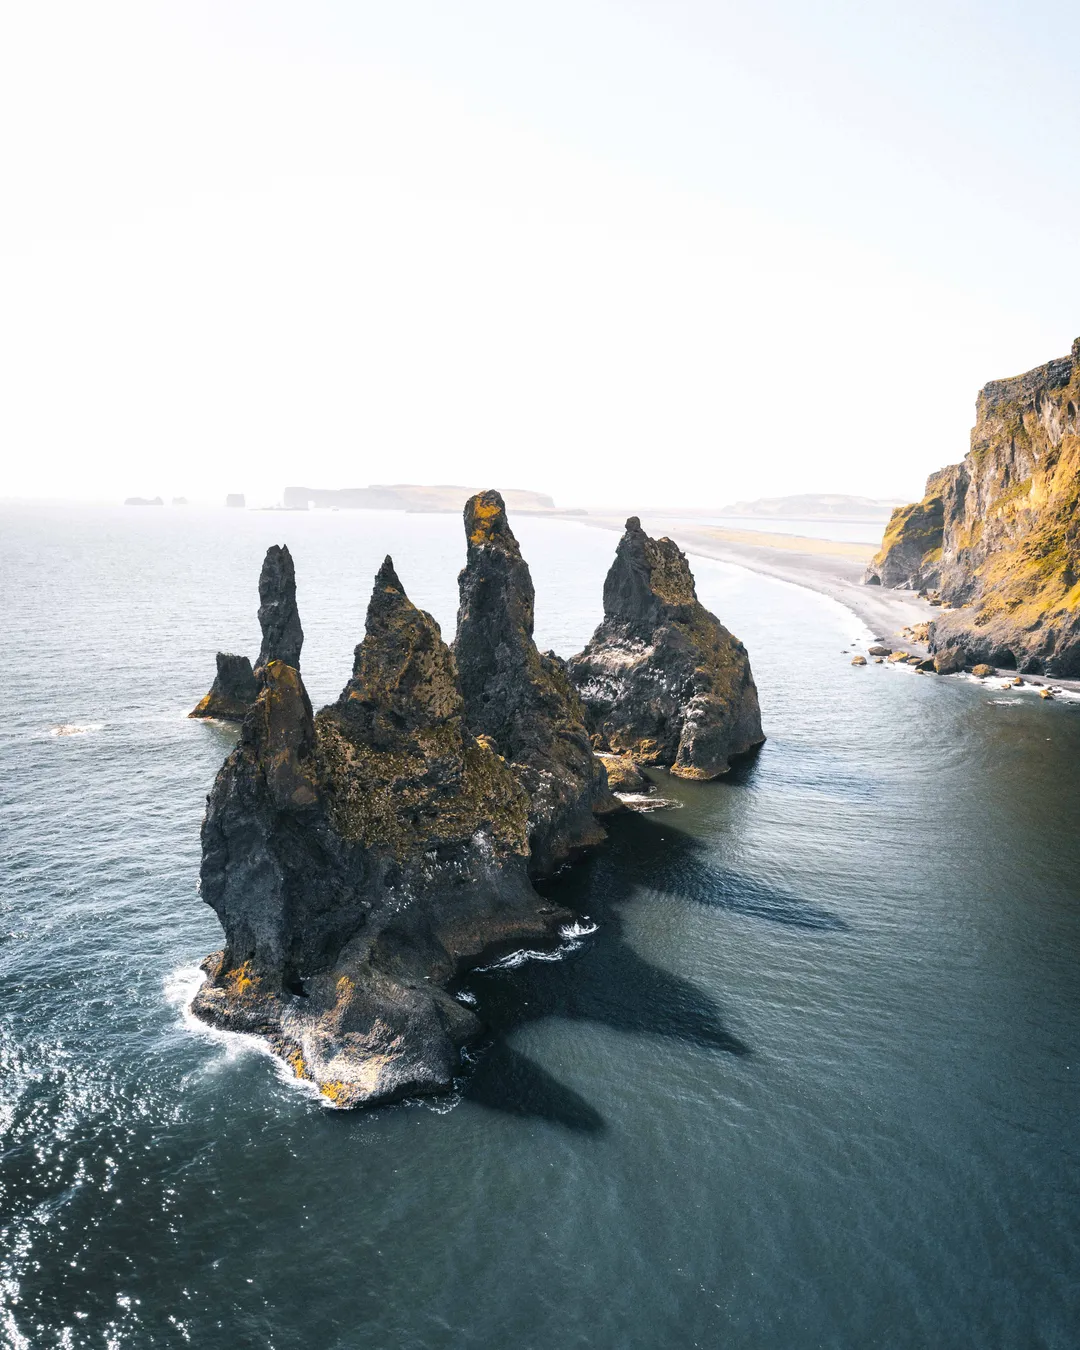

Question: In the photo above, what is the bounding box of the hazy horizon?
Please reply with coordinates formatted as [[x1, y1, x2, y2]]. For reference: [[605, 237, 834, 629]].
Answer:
[[3, 2, 1079, 508]]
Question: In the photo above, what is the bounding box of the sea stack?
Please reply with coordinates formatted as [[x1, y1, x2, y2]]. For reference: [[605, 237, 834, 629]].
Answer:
[[568, 518, 764, 779], [865, 338, 1080, 675], [453, 490, 613, 875], [191, 554, 569, 1107], [189, 652, 260, 721], [189, 544, 302, 721]]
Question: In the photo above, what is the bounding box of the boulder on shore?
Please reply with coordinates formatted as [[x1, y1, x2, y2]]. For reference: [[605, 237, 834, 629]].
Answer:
[[567, 517, 764, 779], [971, 663, 995, 678], [596, 752, 649, 792], [851, 655, 867, 666]]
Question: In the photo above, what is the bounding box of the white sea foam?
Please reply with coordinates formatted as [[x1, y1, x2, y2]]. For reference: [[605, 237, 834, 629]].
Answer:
[[615, 791, 682, 812], [478, 915, 598, 971], [48, 722, 104, 737], [163, 964, 323, 1101]]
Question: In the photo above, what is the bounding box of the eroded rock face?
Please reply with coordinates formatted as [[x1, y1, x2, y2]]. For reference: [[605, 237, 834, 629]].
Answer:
[[863, 467, 953, 590], [189, 652, 259, 721], [192, 556, 566, 1108], [568, 518, 764, 779], [453, 491, 613, 875], [867, 339, 1080, 675], [256, 544, 304, 671], [190, 544, 304, 720]]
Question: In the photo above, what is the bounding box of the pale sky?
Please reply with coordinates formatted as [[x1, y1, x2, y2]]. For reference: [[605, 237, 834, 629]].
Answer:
[[2, 1, 1078, 509]]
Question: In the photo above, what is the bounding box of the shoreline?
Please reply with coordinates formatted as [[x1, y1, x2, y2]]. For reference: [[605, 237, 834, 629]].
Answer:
[[561, 512, 1080, 693], [566, 512, 932, 649]]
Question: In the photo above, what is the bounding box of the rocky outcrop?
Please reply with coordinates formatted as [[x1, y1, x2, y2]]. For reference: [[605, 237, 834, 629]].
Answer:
[[255, 544, 303, 671], [867, 339, 1080, 675], [863, 467, 953, 590], [568, 518, 764, 779], [190, 499, 766, 1110], [192, 554, 569, 1108], [189, 652, 259, 721], [453, 491, 613, 875], [189, 545, 303, 722]]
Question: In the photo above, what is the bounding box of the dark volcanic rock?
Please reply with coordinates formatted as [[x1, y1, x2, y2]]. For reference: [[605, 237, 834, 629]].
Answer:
[[256, 544, 304, 671], [189, 652, 260, 721], [453, 490, 613, 876], [568, 518, 764, 779], [191, 555, 567, 1108], [867, 339, 1080, 674], [190, 544, 303, 722]]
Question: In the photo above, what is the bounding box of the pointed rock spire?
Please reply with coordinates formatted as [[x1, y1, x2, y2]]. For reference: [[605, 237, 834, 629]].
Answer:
[[256, 544, 304, 670], [454, 490, 611, 875], [569, 518, 764, 779]]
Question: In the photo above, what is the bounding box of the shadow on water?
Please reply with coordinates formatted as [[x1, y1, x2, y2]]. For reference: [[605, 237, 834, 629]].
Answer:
[[448, 801, 850, 1133]]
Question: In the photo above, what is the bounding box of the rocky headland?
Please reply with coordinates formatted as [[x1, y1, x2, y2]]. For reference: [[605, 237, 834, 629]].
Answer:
[[866, 339, 1080, 676], [189, 496, 762, 1107], [568, 517, 764, 778]]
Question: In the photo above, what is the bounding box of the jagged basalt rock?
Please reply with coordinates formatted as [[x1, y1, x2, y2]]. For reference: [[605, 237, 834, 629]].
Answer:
[[189, 652, 259, 721], [867, 339, 1080, 675], [453, 490, 614, 875], [256, 544, 304, 670], [191, 554, 569, 1108], [190, 544, 304, 720], [190, 500, 766, 1110], [568, 518, 764, 779]]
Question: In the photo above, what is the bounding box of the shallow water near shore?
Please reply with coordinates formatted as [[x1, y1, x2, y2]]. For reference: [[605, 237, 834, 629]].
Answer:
[[3, 503, 1080, 1349]]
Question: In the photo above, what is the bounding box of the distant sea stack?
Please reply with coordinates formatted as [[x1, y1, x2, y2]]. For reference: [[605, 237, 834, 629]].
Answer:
[[226, 494, 246, 509], [568, 518, 764, 779], [866, 339, 1080, 675], [188, 494, 764, 1107], [189, 545, 302, 721], [124, 496, 163, 506]]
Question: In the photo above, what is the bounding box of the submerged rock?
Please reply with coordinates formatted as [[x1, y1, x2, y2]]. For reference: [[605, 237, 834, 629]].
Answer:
[[192, 555, 567, 1108], [453, 490, 613, 875], [189, 652, 259, 721], [568, 518, 764, 779]]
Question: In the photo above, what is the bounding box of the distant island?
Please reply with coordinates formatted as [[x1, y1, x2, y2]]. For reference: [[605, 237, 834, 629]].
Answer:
[[866, 337, 1080, 676], [282, 483, 581, 514], [717, 493, 904, 520], [124, 496, 164, 507]]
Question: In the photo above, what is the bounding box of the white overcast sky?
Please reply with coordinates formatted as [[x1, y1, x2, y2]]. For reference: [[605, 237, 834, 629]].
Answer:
[[2, 0, 1078, 508]]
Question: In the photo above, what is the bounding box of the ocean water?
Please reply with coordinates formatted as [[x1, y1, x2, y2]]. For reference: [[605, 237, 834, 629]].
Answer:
[[3, 503, 1079, 1350]]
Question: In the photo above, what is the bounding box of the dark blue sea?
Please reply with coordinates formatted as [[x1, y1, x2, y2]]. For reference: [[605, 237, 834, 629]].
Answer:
[[3, 503, 1079, 1349]]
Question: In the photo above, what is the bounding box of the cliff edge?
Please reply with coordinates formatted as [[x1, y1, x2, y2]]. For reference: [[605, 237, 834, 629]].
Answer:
[[865, 339, 1080, 675]]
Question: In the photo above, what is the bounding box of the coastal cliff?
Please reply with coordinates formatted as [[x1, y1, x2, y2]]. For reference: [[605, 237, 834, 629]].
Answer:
[[189, 545, 303, 721], [866, 339, 1080, 674], [568, 518, 764, 778]]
